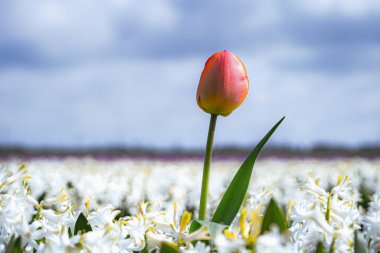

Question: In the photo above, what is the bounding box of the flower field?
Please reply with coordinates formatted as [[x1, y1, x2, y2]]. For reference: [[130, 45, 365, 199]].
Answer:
[[1, 157, 380, 252]]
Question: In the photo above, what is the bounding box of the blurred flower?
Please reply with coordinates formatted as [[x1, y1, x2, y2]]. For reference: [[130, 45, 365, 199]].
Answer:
[[255, 227, 294, 253], [214, 229, 247, 253], [363, 194, 380, 252], [87, 204, 120, 230], [197, 50, 249, 116], [180, 241, 210, 253], [15, 218, 44, 252]]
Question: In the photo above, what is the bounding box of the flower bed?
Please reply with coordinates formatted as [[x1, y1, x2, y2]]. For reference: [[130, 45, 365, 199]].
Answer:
[[1, 158, 380, 252]]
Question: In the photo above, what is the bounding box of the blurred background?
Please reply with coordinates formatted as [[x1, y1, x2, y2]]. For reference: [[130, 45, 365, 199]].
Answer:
[[0, 0, 379, 158]]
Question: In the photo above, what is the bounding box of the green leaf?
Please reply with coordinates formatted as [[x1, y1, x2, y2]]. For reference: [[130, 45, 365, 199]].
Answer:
[[211, 117, 285, 225], [37, 191, 47, 203], [358, 185, 372, 212], [140, 235, 150, 253], [189, 220, 202, 233], [315, 241, 326, 253], [5, 235, 22, 253], [260, 198, 287, 234], [160, 242, 179, 253], [354, 230, 369, 253], [68, 227, 73, 237], [74, 213, 92, 235], [190, 220, 227, 240]]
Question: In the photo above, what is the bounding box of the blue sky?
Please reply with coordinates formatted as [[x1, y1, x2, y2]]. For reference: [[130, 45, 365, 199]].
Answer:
[[0, 0, 380, 148]]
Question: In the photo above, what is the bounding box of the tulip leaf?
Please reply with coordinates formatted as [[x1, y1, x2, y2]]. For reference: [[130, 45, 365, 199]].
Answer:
[[74, 213, 92, 235], [160, 242, 179, 253], [260, 198, 287, 234], [211, 117, 285, 225], [354, 230, 369, 253]]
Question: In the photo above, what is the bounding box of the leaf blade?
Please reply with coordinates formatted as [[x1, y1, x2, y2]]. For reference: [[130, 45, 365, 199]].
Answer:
[[74, 213, 92, 235], [160, 242, 179, 253], [5, 235, 22, 253], [211, 117, 285, 225], [260, 198, 287, 234]]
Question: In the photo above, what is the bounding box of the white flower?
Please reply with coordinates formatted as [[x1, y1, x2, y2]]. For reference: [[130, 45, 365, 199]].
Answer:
[[146, 230, 174, 251], [214, 233, 248, 253], [182, 226, 210, 243], [15, 219, 44, 252], [289, 175, 360, 252], [363, 194, 380, 252], [81, 229, 119, 253], [180, 241, 210, 253], [255, 227, 293, 253], [122, 216, 146, 251], [38, 227, 80, 253], [87, 204, 120, 230]]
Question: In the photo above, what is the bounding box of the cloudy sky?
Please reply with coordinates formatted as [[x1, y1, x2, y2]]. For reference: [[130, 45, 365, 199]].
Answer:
[[0, 0, 379, 149]]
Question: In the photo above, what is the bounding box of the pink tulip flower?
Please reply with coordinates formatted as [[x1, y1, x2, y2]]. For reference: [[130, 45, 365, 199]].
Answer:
[[197, 50, 249, 116]]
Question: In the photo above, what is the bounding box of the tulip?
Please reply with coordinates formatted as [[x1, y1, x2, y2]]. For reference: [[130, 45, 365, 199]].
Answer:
[[197, 50, 249, 221], [197, 50, 249, 117]]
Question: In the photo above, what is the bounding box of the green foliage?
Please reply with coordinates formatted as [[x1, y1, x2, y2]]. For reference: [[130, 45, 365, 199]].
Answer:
[[74, 213, 92, 235], [189, 220, 202, 233], [66, 181, 74, 189], [211, 117, 285, 225], [354, 230, 369, 253], [5, 235, 22, 253], [315, 242, 326, 253], [358, 185, 373, 212], [140, 236, 150, 253], [160, 242, 179, 253], [37, 191, 47, 202], [315, 241, 326, 253], [260, 198, 287, 234]]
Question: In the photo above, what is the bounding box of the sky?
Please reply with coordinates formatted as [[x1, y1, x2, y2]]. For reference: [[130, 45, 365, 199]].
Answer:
[[0, 0, 380, 149]]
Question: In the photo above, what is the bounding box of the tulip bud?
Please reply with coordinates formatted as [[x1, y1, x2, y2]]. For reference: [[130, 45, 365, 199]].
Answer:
[[197, 50, 249, 116]]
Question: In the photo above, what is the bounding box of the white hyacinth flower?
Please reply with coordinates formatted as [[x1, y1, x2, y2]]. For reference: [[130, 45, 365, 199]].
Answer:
[[180, 241, 210, 253], [255, 227, 294, 253], [363, 193, 380, 252], [288, 175, 360, 252]]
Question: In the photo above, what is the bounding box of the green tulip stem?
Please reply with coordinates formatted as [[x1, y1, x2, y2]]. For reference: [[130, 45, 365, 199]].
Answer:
[[198, 114, 218, 220]]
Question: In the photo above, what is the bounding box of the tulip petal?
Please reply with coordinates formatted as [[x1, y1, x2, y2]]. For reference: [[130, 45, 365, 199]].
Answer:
[[196, 50, 249, 116]]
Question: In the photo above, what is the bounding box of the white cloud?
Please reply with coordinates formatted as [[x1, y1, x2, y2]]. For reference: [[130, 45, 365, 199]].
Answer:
[[1, 52, 379, 147], [295, 0, 380, 17], [0, 0, 379, 148], [1, 0, 179, 61]]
